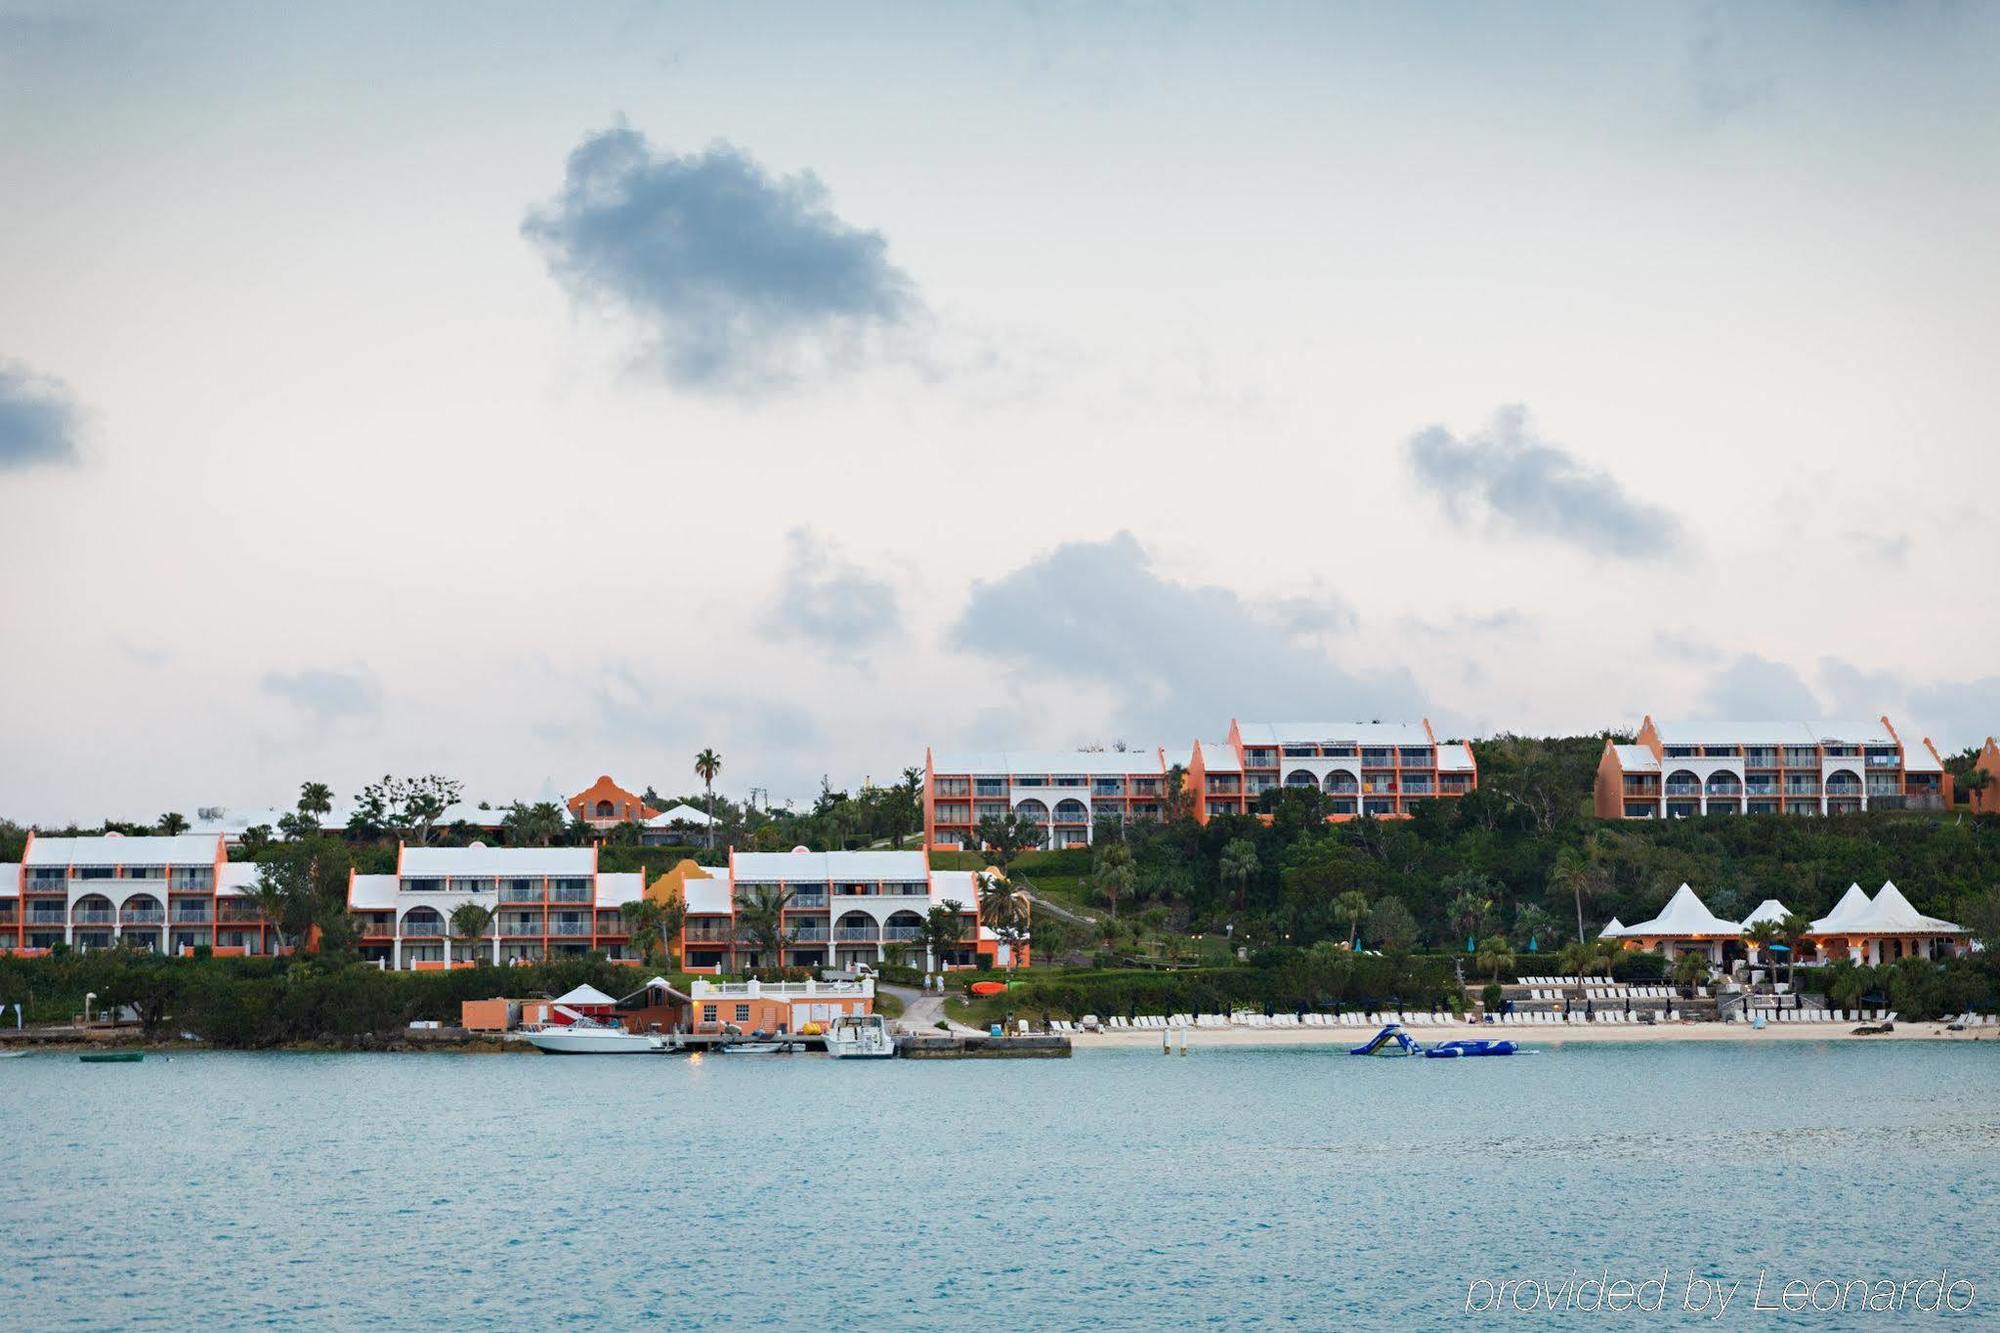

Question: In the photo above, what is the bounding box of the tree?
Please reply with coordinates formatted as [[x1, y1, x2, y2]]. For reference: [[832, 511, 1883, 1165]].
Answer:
[[449, 901, 493, 965], [656, 893, 687, 969], [1512, 903, 1558, 953], [157, 812, 189, 836], [1557, 939, 1597, 985], [297, 782, 334, 825], [736, 884, 794, 973], [622, 898, 666, 964], [974, 812, 1041, 868], [1092, 842, 1136, 918], [1335, 890, 1370, 950], [1161, 764, 1194, 823], [888, 766, 924, 850], [1366, 896, 1419, 953], [1962, 765, 1992, 810], [1745, 920, 1783, 976], [694, 749, 722, 850], [349, 775, 463, 845], [1548, 845, 1602, 942], [1219, 838, 1260, 915], [1777, 910, 1814, 987], [1447, 883, 1493, 953], [502, 801, 566, 848], [249, 834, 353, 955], [976, 871, 1031, 971], [922, 900, 968, 975], [1672, 949, 1712, 991], [238, 824, 275, 858], [1475, 934, 1516, 982]]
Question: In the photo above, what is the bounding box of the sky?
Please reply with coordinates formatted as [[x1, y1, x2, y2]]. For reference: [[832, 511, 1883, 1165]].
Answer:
[[2, 1, 1997, 823]]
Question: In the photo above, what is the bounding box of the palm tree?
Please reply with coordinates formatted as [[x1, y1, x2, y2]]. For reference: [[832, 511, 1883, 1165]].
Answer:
[[1671, 949, 1712, 993], [1557, 939, 1596, 986], [503, 801, 566, 848], [245, 872, 294, 955], [1513, 903, 1558, 954], [1092, 842, 1135, 918], [297, 781, 334, 827], [694, 749, 722, 849], [921, 900, 968, 975], [1745, 919, 1782, 977], [1964, 766, 1993, 811], [1548, 846, 1596, 942], [976, 870, 1030, 970], [449, 901, 493, 965], [737, 884, 794, 974], [157, 812, 189, 836], [1475, 933, 1516, 982], [1592, 938, 1623, 977], [1335, 890, 1370, 950], [622, 898, 665, 964], [1448, 888, 1491, 953], [974, 812, 1041, 868], [1219, 838, 1259, 915], [657, 893, 687, 970], [1778, 910, 1814, 987]]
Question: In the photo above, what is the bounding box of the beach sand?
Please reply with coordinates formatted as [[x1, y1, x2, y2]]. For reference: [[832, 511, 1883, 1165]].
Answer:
[[1071, 1019, 1995, 1048]]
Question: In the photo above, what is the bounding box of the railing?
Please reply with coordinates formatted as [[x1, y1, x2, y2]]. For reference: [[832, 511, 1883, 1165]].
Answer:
[[1663, 784, 1701, 796], [1865, 755, 1901, 768], [27, 913, 67, 926], [498, 886, 543, 903], [500, 919, 543, 937], [790, 927, 829, 942], [683, 931, 732, 944], [1784, 784, 1821, 796], [400, 921, 444, 937], [882, 926, 922, 941], [932, 780, 970, 797], [835, 927, 880, 941], [169, 875, 215, 891], [550, 889, 591, 905], [120, 910, 167, 925], [789, 894, 828, 909], [548, 920, 591, 937], [71, 911, 115, 925], [1744, 783, 1779, 796], [217, 908, 265, 924], [171, 911, 212, 924]]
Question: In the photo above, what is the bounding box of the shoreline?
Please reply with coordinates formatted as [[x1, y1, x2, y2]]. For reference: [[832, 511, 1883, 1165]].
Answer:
[[1071, 1020, 1996, 1048]]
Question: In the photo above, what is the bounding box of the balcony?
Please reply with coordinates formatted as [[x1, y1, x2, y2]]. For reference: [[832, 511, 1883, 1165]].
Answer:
[[71, 910, 115, 925], [499, 919, 544, 937], [789, 927, 829, 942], [27, 912, 67, 927], [399, 920, 444, 938], [883, 926, 922, 941], [835, 926, 881, 942], [171, 910, 213, 925], [217, 907, 265, 924], [1663, 783, 1701, 797], [547, 920, 591, 937], [550, 888, 591, 905], [789, 894, 829, 909], [120, 909, 167, 926], [1865, 754, 1901, 769], [498, 885, 543, 904]]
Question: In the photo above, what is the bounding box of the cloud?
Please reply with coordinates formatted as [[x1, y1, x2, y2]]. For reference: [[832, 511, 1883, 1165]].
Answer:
[[1692, 653, 1822, 719], [950, 532, 1424, 740], [1842, 529, 1912, 565], [0, 362, 82, 470], [764, 528, 901, 659], [1685, 7, 1777, 122], [260, 668, 383, 724], [523, 124, 918, 392], [1819, 656, 2000, 750], [1407, 405, 1687, 560]]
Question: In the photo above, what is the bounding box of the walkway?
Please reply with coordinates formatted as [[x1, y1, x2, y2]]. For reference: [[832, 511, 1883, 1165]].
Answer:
[[881, 982, 983, 1035]]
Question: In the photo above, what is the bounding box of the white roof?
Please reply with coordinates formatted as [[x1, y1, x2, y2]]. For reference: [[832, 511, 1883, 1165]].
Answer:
[[0, 864, 18, 900], [1196, 742, 1242, 774], [217, 862, 260, 897], [681, 872, 732, 915], [1901, 744, 1942, 774], [1843, 881, 1965, 935], [927, 869, 982, 910], [1624, 884, 1744, 937], [1612, 744, 1661, 772], [25, 834, 222, 867], [594, 872, 644, 908], [437, 803, 509, 828], [1653, 719, 1896, 747], [350, 874, 399, 910], [1435, 743, 1476, 773], [1810, 883, 1874, 934], [552, 984, 616, 1006], [1740, 899, 1791, 928], [400, 846, 594, 877], [731, 850, 928, 884], [645, 803, 714, 828], [1597, 917, 1625, 938], [931, 750, 1164, 777], [1235, 721, 1436, 747]]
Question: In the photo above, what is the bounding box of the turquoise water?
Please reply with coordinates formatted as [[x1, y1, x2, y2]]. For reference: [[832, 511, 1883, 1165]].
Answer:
[[3, 1041, 1997, 1328]]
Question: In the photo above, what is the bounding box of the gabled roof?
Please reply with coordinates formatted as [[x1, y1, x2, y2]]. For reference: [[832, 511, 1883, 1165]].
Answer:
[[1624, 884, 1743, 937], [594, 872, 645, 908], [217, 862, 260, 898], [25, 834, 223, 867], [400, 846, 594, 877], [552, 984, 616, 1007], [1435, 743, 1477, 773], [930, 750, 1165, 777], [731, 850, 928, 884], [645, 803, 714, 828], [0, 864, 18, 900], [1844, 881, 1965, 935], [349, 874, 398, 910], [1740, 899, 1791, 928], [1234, 722, 1436, 747], [1612, 744, 1661, 772], [1195, 742, 1242, 773], [1652, 719, 1896, 747], [682, 873, 732, 915], [1598, 917, 1626, 939], [1810, 883, 1873, 934]]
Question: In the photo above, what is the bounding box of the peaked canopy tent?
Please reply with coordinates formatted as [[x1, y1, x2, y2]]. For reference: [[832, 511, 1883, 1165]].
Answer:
[[1616, 884, 1749, 963], [1597, 918, 1626, 940], [1811, 881, 1968, 964]]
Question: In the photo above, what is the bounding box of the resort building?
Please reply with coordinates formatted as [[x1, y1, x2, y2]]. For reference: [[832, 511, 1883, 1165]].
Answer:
[[3, 834, 276, 956], [1602, 881, 1968, 966], [1592, 717, 1951, 819], [1969, 737, 2000, 815], [567, 775, 660, 829], [347, 844, 645, 970], [676, 849, 1020, 974], [1193, 720, 1478, 821], [639, 803, 715, 846], [685, 976, 875, 1037], [924, 748, 1169, 850], [924, 719, 1478, 847]]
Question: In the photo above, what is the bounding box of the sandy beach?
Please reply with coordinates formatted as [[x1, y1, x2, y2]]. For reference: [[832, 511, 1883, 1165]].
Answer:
[[1071, 1019, 1997, 1048]]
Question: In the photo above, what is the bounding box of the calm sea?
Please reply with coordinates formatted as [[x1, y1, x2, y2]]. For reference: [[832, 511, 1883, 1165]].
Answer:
[[4, 1041, 1997, 1328]]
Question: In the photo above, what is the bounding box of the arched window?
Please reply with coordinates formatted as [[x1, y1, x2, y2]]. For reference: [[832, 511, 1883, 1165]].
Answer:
[[594, 800, 614, 818], [400, 906, 446, 937], [1665, 769, 1700, 795], [119, 893, 165, 925], [71, 893, 114, 924], [1324, 771, 1359, 794], [1705, 772, 1742, 795], [1014, 799, 1050, 825], [1285, 769, 1318, 788], [1824, 770, 1861, 795], [1054, 799, 1088, 823]]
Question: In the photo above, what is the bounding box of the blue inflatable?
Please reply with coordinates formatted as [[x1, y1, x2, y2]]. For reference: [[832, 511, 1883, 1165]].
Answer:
[[1348, 1024, 1422, 1056], [1423, 1038, 1518, 1058]]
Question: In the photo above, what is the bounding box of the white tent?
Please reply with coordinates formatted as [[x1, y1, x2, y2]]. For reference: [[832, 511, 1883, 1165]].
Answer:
[[1740, 899, 1791, 929], [1844, 881, 1965, 936], [551, 984, 617, 1007], [1598, 918, 1626, 939], [646, 803, 714, 828], [1623, 884, 1743, 937], [1809, 883, 1873, 934]]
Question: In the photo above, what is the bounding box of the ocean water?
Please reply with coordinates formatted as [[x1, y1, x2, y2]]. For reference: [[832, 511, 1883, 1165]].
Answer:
[[3, 1041, 1997, 1329]]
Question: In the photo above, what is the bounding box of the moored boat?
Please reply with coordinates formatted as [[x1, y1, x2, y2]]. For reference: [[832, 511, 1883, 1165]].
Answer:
[[825, 1013, 896, 1059], [524, 1018, 677, 1055], [79, 1051, 145, 1063]]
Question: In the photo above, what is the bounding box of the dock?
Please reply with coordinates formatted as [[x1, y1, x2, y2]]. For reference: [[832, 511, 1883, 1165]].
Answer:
[[894, 1033, 1071, 1059]]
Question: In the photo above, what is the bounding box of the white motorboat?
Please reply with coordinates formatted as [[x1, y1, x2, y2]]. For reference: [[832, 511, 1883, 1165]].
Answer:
[[524, 1018, 676, 1055], [824, 1013, 896, 1059]]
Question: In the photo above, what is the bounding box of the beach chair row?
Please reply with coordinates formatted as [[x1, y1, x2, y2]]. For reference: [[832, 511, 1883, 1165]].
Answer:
[[1088, 1011, 1462, 1031], [1752, 1008, 1898, 1023], [1949, 1013, 1998, 1028]]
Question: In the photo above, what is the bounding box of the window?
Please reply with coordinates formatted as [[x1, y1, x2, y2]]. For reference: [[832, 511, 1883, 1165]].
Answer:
[[702, 1004, 717, 1022], [734, 1004, 750, 1023]]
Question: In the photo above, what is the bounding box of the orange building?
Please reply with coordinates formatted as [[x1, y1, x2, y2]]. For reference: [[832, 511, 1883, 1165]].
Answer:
[[566, 775, 660, 829], [1969, 737, 2000, 814], [1593, 716, 1951, 819], [3, 833, 275, 956], [924, 747, 1169, 851], [1189, 720, 1477, 822], [685, 976, 873, 1036]]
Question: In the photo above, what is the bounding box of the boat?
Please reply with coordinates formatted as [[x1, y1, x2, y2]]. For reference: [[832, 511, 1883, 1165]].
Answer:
[[1424, 1039, 1518, 1058], [825, 1013, 896, 1059], [716, 1039, 806, 1054], [523, 1018, 677, 1055], [79, 1051, 144, 1063]]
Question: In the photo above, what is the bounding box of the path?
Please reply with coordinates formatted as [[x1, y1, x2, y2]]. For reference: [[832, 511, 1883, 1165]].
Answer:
[[881, 983, 983, 1035]]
